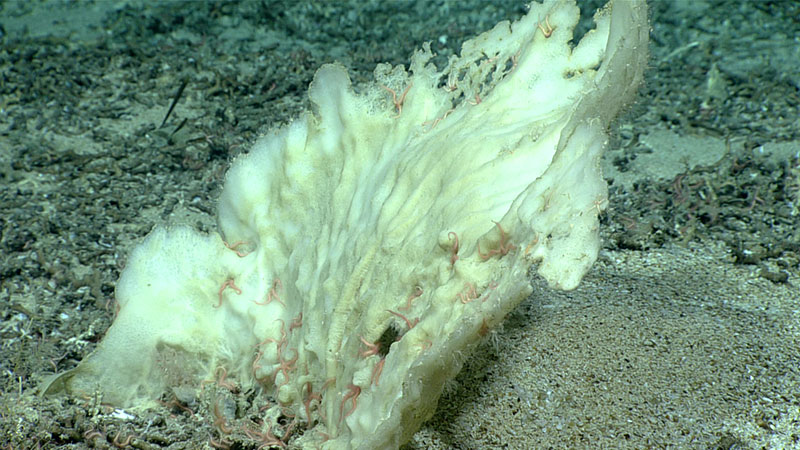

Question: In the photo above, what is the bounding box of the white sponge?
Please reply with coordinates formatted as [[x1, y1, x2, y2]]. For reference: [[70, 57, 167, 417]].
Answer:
[[43, 2, 648, 448]]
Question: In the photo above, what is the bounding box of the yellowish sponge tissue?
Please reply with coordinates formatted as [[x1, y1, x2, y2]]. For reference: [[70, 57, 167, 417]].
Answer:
[[43, 0, 648, 448]]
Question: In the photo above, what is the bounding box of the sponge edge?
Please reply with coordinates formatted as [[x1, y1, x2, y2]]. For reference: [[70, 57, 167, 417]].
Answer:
[[45, 226, 250, 405]]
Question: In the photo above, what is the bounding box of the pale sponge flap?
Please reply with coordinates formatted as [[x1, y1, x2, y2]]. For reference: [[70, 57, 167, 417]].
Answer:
[[43, 1, 648, 448], [44, 226, 254, 405]]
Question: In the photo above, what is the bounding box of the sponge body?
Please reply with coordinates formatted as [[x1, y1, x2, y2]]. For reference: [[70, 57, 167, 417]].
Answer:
[[45, 1, 649, 448]]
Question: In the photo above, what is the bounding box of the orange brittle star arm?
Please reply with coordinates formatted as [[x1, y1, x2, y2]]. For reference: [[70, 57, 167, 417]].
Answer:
[[538, 15, 554, 38], [223, 240, 253, 257], [370, 358, 386, 387], [358, 336, 380, 357], [448, 231, 460, 266], [339, 384, 361, 422], [386, 309, 419, 330]]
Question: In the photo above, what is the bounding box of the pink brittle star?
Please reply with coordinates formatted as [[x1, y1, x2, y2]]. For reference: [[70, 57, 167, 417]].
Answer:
[[223, 240, 253, 257], [381, 83, 412, 117], [477, 221, 516, 260], [398, 286, 423, 311], [254, 278, 284, 306], [216, 279, 242, 308]]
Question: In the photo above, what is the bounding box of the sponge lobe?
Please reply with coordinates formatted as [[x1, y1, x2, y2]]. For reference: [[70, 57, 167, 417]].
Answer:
[[64, 226, 246, 405]]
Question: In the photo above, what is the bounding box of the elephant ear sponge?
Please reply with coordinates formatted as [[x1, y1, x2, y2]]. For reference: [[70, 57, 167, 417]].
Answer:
[[42, 1, 648, 449]]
